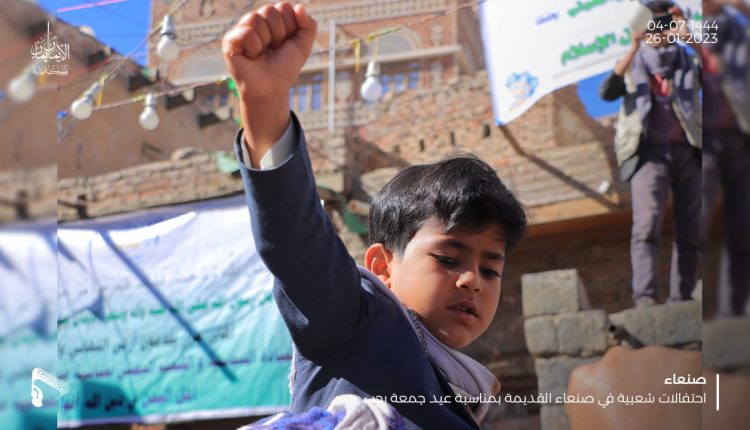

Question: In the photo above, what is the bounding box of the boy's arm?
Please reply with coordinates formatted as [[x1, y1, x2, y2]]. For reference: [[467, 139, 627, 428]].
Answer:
[[223, 3, 372, 359], [222, 2, 313, 166]]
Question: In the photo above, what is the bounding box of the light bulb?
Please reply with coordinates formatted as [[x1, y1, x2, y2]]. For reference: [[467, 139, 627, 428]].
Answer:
[[70, 82, 101, 120], [360, 77, 383, 103], [139, 107, 159, 130], [8, 70, 36, 102], [157, 36, 179, 62], [71, 96, 93, 119], [139, 94, 159, 130], [157, 15, 179, 62], [360, 60, 383, 103]]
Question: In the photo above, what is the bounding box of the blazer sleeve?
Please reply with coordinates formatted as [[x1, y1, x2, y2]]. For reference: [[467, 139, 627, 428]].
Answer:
[[234, 112, 375, 359], [599, 71, 626, 101]]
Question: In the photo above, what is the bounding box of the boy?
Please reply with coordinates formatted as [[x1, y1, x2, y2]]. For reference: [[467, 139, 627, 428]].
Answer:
[[223, 3, 526, 429]]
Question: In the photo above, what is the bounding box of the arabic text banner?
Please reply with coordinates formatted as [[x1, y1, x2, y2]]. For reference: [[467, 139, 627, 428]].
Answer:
[[56, 196, 292, 427], [480, 0, 700, 124]]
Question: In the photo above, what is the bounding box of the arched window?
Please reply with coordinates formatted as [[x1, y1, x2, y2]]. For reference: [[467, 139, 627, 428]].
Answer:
[[361, 30, 420, 57], [176, 51, 226, 84]]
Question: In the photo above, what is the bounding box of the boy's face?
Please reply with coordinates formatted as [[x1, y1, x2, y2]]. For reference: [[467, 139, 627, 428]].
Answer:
[[367, 217, 506, 349]]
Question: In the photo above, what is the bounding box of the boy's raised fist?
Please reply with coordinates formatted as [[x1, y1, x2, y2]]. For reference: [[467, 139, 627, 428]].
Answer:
[[222, 2, 317, 101], [222, 2, 317, 166]]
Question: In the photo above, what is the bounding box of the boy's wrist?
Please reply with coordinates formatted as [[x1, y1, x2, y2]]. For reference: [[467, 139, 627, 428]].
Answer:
[[239, 93, 291, 168]]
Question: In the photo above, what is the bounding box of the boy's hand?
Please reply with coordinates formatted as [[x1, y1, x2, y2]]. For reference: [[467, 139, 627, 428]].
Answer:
[[222, 2, 317, 167]]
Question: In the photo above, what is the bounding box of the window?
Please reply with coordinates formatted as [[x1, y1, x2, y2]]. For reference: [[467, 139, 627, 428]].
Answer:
[[381, 75, 391, 96], [289, 86, 295, 109], [202, 94, 216, 113], [394, 73, 405, 93], [311, 74, 322, 111], [375, 34, 414, 55], [312, 83, 321, 111], [297, 85, 308, 112], [219, 85, 229, 106], [408, 62, 419, 89]]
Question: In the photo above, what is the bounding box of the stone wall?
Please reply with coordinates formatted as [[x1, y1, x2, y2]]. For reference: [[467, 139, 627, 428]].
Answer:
[[520, 269, 702, 430], [57, 151, 244, 222], [0, 166, 57, 222]]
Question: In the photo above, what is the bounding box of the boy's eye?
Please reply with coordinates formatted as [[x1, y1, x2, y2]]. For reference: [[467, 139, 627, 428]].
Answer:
[[481, 268, 502, 279], [432, 254, 458, 267]]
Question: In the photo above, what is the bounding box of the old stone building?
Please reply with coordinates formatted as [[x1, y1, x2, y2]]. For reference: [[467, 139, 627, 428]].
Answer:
[[150, 0, 483, 118]]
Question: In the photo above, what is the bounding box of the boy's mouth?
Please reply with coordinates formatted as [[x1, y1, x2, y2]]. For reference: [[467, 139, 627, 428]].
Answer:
[[448, 300, 479, 318]]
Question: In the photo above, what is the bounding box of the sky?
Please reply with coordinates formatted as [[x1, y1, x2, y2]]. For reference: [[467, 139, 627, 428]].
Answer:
[[39, 0, 152, 67], [37, 0, 619, 118]]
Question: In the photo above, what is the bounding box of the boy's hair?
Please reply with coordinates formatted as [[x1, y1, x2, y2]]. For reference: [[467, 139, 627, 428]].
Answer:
[[368, 153, 527, 255]]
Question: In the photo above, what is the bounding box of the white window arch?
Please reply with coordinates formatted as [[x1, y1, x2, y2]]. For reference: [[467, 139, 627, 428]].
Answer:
[[362, 29, 421, 57], [174, 50, 227, 85]]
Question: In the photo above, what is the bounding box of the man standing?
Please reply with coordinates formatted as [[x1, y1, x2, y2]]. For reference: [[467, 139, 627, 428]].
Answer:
[[702, 0, 750, 317], [600, 1, 702, 306]]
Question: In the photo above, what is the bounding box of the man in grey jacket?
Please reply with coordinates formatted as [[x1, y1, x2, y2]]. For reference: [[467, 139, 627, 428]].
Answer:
[[600, 0, 702, 306]]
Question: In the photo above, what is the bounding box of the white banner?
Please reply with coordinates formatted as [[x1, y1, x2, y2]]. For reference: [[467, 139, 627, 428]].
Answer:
[[480, 0, 701, 124], [55, 196, 292, 427]]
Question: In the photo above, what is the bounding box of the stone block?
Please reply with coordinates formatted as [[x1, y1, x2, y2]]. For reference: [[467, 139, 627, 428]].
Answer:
[[535, 356, 599, 398], [540, 405, 569, 430], [554, 310, 610, 357], [524, 316, 558, 356], [609, 301, 701, 347], [522, 269, 590, 317], [703, 317, 750, 371]]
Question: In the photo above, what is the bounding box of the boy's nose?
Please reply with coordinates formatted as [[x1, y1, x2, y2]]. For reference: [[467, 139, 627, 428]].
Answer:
[[456, 270, 481, 292]]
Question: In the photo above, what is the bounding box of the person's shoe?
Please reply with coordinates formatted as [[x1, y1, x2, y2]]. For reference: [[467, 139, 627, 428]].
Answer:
[[635, 297, 657, 308]]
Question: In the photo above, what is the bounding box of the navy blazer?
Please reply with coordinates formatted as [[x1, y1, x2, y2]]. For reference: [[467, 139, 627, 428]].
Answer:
[[235, 113, 480, 430]]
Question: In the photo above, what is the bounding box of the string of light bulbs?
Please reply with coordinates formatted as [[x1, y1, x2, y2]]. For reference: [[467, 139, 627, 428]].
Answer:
[[55, 0, 261, 94], [59, 0, 264, 117], [55, 0, 488, 134], [64, 0, 191, 117]]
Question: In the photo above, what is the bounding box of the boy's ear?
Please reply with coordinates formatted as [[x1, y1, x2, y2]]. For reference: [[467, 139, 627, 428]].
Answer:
[[364, 243, 393, 287]]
